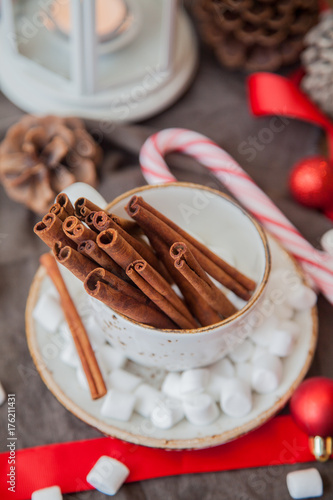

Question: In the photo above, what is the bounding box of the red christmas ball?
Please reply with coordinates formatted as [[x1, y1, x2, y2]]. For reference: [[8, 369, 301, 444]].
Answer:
[[290, 377, 333, 437], [289, 156, 333, 209]]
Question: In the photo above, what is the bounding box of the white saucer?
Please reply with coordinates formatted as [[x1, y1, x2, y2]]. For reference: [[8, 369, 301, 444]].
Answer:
[[26, 235, 317, 449]]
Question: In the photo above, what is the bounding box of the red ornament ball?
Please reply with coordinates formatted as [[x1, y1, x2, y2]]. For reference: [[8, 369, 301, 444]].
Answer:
[[290, 377, 333, 437], [289, 156, 333, 209]]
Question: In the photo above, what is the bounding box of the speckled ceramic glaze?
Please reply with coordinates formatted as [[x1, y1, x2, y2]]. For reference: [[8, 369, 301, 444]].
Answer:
[[84, 182, 271, 371]]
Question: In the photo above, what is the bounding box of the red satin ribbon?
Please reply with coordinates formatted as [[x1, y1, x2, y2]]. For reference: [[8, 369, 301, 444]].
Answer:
[[0, 415, 322, 500], [248, 73, 333, 156]]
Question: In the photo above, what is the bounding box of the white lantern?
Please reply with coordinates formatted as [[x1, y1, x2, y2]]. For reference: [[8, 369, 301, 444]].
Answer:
[[0, 0, 197, 121]]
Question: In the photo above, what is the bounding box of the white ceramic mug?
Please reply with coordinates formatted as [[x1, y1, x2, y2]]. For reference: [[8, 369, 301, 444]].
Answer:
[[63, 182, 271, 371]]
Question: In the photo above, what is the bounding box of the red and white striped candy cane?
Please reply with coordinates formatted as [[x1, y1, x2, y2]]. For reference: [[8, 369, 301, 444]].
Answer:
[[140, 128, 333, 304]]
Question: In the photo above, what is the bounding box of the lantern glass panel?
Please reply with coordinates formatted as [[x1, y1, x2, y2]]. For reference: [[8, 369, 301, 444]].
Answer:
[[12, 0, 71, 80], [95, 0, 172, 90]]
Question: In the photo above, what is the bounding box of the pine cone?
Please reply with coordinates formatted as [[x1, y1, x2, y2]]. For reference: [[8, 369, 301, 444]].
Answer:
[[301, 11, 333, 118], [195, 0, 319, 71], [0, 115, 102, 214]]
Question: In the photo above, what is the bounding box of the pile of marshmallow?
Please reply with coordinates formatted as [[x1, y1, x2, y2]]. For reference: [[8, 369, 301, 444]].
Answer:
[[32, 265, 317, 430]]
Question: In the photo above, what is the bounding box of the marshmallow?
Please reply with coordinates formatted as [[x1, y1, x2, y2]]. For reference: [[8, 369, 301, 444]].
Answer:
[[183, 393, 219, 426], [151, 398, 184, 429], [46, 279, 61, 300], [100, 390, 136, 421], [96, 345, 127, 373], [206, 373, 227, 401], [0, 382, 6, 406], [268, 327, 295, 358], [31, 486, 62, 500], [58, 321, 71, 342], [286, 468, 323, 499], [95, 344, 127, 378], [180, 369, 210, 396], [86, 456, 129, 496], [220, 378, 252, 418], [134, 384, 163, 418], [235, 362, 252, 382], [60, 342, 80, 368], [33, 294, 64, 333], [83, 316, 106, 349], [161, 372, 183, 400], [287, 285, 317, 310], [108, 369, 142, 393], [251, 353, 283, 394], [250, 317, 278, 346], [279, 320, 301, 340], [320, 228, 333, 256], [228, 340, 254, 363], [251, 345, 269, 363], [251, 327, 273, 347], [94, 351, 111, 379], [209, 357, 235, 378]]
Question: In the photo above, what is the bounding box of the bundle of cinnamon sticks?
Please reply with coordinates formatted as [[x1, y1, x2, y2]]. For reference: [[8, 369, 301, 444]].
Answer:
[[34, 193, 256, 330]]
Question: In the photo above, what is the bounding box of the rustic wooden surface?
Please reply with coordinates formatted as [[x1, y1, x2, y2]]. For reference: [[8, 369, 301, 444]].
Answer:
[[1, 22, 333, 500]]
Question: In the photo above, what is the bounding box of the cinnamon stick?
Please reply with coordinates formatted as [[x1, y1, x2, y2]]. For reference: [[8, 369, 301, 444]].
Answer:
[[126, 260, 197, 329], [49, 202, 68, 221], [84, 211, 99, 233], [62, 215, 80, 233], [56, 193, 74, 216], [49, 194, 75, 221], [170, 242, 238, 319], [78, 239, 128, 281], [85, 268, 176, 329], [75, 204, 91, 221], [75, 197, 103, 219], [86, 267, 150, 304], [74, 197, 139, 231], [147, 232, 221, 327], [97, 228, 141, 270], [40, 253, 107, 400], [96, 228, 191, 321], [49, 193, 74, 221], [93, 211, 169, 280], [54, 243, 97, 282], [126, 197, 253, 300], [91, 211, 112, 232], [77, 198, 140, 234], [110, 214, 143, 237], [34, 213, 76, 250], [63, 216, 97, 244]]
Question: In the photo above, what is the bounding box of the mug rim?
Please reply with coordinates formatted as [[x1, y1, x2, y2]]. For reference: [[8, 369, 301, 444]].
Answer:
[[106, 181, 271, 335]]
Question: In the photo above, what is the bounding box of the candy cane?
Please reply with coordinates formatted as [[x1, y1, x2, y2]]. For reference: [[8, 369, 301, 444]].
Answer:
[[139, 128, 333, 304]]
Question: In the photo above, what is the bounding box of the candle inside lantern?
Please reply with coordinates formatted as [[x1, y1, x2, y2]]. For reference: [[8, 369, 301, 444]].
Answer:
[[48, 0, 128, 40]]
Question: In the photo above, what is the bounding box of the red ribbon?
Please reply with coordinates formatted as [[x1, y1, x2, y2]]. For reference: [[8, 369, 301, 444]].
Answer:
[[248, 73, 333, 157], [0, 415, 323, 500]]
